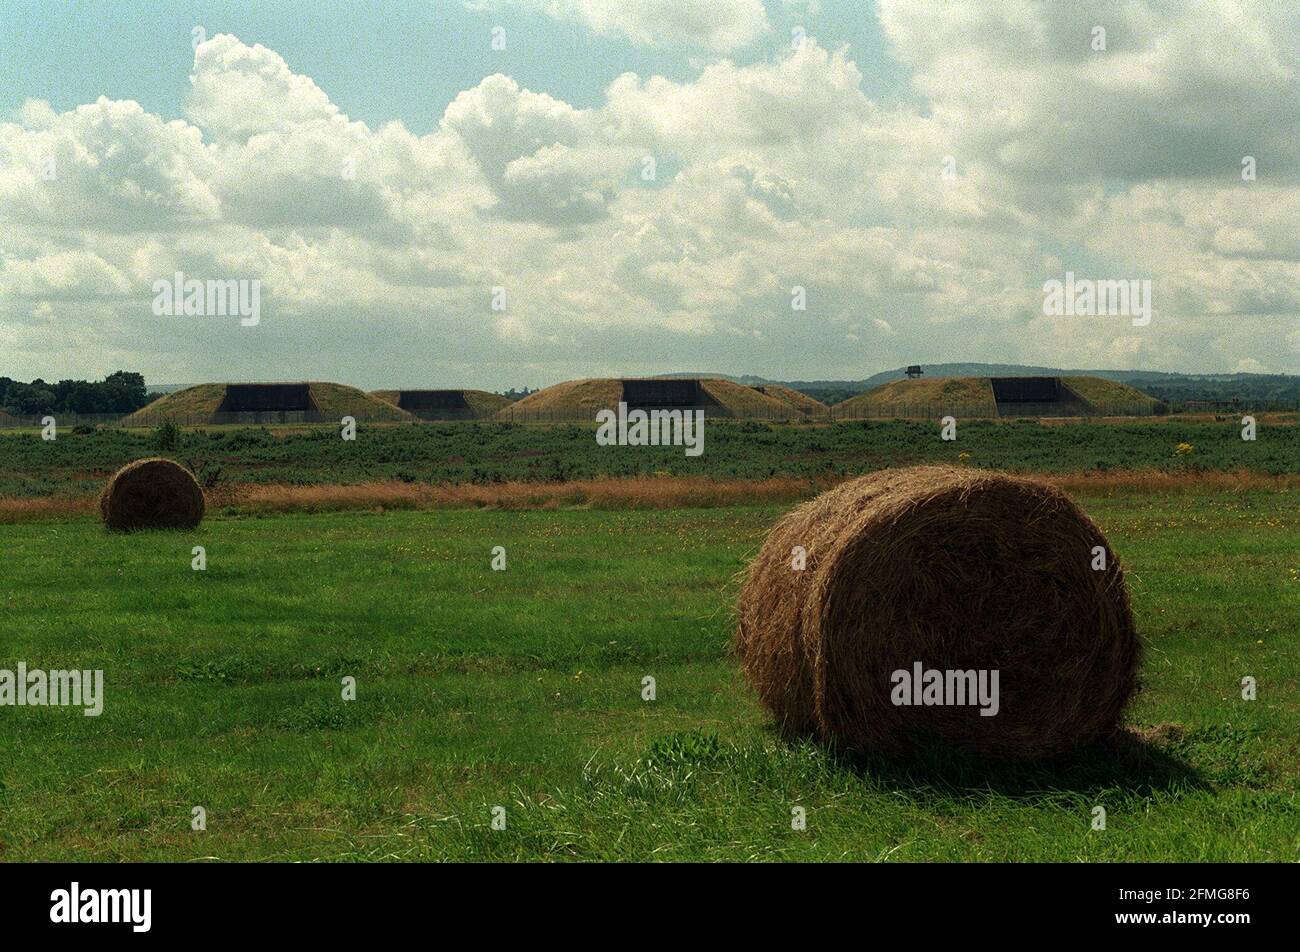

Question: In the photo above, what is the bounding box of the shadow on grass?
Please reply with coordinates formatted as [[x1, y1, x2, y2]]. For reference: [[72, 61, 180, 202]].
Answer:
[[826, 725, 1207, 801]]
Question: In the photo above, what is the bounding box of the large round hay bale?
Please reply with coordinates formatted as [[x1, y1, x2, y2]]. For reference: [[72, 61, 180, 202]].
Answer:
[[100, 457, 205, 532], [735, 466, 1139, 759]]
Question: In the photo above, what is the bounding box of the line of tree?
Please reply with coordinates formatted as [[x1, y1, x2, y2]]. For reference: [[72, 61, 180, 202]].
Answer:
[[1138, 375, 1300, 406], [0, 372, 150, 415]]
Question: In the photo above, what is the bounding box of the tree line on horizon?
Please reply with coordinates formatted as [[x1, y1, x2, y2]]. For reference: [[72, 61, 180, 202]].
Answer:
[[0, 372, 149, 416]]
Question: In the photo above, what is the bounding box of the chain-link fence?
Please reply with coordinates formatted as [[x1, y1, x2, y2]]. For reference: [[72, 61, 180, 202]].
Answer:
[[0, 409, 408, 429], [5, 398, 1293, 429]]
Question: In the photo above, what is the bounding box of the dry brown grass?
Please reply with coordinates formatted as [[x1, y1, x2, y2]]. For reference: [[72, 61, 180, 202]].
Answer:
[[227, 476, 819, 514], [0, 496, 98, 523], [1040, 468, 1300, 495], [2, 467, 1297, 524], [2, 477, 812, 523]]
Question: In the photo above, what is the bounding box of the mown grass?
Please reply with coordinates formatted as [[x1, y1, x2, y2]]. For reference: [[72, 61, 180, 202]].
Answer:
[[0, 491, 1295, 861], [2, 416, 1297, 499]]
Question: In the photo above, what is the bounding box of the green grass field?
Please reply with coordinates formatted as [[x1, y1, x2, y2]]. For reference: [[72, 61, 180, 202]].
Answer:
[[0, 490, 1295, 861], [2, 416, 1298, 499]]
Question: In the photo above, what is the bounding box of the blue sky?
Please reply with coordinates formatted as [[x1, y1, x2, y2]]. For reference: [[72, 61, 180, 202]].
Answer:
[[0, 0, 910, 131]]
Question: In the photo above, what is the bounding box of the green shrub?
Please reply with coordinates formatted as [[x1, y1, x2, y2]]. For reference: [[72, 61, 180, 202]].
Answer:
[[154, 418, 181, 452]]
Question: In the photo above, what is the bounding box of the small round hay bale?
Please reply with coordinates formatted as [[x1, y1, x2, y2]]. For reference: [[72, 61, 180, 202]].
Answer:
[[100, 457, 205, 532], [735, 466, 1139, 759]]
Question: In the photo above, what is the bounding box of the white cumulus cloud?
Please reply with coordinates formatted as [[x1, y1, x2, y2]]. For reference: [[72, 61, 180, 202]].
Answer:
[[473, 0, 770, 51]]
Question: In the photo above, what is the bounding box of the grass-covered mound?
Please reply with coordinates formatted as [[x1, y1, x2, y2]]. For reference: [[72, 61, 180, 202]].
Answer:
[[1061, 376, 1160, 413], [751, 384, 827, 418], [836, 375, 1157, 418], [837, 377, 997, 416], [497, 378, 799, 419], [122, 382, 411, 424]]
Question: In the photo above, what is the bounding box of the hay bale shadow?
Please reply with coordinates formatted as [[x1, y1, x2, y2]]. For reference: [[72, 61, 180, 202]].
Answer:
[[818, 725, 1205, 801]]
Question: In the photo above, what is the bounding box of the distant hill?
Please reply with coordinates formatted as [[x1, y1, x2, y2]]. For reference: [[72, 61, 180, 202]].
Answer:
[[660, 365, 1300, 407]]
